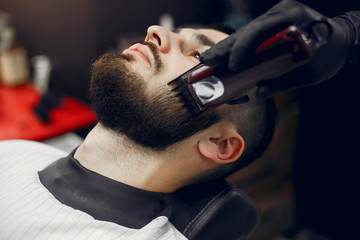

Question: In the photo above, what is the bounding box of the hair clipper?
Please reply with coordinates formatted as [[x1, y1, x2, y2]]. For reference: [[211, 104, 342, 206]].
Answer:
[[168, 22, 330, 116]]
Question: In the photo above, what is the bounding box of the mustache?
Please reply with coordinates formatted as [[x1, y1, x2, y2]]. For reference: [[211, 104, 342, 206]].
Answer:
[[126, 40, 163, 73]]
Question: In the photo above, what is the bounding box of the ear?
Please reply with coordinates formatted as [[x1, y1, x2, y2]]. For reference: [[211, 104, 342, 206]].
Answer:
[[198, 122, 245, 164]]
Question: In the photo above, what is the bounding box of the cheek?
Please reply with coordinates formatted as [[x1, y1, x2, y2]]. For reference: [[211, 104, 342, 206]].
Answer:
[[161, 63, 196, 85], [164, 58, 199, 80], [148, 53, 200, 87]]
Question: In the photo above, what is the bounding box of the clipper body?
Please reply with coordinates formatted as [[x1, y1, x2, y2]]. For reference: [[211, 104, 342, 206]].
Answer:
[[169, 24, 327, 116]]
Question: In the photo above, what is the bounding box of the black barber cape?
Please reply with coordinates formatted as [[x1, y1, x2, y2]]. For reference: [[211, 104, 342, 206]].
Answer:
[[39, 151, 260, 240]]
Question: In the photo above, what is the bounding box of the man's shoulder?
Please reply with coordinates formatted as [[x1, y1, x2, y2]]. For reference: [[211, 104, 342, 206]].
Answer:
[[0, 139, 67, 157], [0, 139, 66, 152], [0, 139, 67, 170], [0, 140, 188, 240]]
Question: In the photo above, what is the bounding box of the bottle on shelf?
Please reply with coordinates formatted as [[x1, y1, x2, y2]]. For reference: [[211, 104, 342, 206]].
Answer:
[[0, 13, 30, 87]]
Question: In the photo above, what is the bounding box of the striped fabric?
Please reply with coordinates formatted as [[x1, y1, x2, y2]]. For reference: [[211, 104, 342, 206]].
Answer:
[[0, 140, 187, 240]]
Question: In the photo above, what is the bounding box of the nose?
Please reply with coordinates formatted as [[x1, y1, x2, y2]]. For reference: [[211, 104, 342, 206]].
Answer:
[[145, 25, 171, 53]]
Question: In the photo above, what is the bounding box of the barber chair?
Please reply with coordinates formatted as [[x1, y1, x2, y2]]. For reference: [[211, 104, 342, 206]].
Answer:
[[167, 179, 260, 240]]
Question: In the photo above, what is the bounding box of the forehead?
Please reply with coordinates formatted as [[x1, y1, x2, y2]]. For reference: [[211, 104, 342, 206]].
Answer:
[[178, 28, 229, 44]]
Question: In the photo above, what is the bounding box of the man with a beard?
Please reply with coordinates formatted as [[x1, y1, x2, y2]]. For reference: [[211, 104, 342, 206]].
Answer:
[[0, 26, 276, 240]]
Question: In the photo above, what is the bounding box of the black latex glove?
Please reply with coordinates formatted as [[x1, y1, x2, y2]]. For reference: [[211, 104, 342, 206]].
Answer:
[[201, 0, 360, 100]]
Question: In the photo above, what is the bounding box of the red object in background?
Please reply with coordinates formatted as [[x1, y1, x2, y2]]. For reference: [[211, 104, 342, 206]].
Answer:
[[0, 84, 97, 141]]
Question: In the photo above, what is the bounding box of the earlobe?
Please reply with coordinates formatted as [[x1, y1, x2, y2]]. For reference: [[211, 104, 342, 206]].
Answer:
[[198, 130, 245, 164]]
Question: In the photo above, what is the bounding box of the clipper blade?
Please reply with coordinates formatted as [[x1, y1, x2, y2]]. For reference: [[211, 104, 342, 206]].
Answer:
[[168, 64, 207, 117]]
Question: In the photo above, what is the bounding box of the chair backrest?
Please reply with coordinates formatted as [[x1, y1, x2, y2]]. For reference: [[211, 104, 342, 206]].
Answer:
[[166, 179, 261, 240]]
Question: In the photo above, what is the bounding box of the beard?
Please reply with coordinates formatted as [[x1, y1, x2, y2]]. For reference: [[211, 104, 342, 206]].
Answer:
[[89, 41, 220, 150]]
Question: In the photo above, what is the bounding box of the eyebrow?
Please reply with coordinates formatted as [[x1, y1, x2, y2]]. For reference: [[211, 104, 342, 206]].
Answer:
[[174, 28, 215, 47], [196, 33, 215, 47]]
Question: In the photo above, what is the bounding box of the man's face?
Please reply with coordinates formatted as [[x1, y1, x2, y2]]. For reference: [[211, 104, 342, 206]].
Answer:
[[123, 27, 228, 93], [89, 26, 228, 150]]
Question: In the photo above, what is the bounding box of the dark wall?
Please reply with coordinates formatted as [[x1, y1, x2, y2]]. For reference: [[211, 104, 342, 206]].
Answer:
[[0, 0, 224, 102], [0, 0, 96, 101], [92, 0, 224, 56], [249, 1, 360, 239]]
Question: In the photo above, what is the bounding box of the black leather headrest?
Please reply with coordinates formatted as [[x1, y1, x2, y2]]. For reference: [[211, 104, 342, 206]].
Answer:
[[167, 179, 260, 240]]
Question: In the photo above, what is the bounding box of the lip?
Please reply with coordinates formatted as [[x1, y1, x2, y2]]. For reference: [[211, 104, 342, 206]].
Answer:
[[123, 43, 152, 67]]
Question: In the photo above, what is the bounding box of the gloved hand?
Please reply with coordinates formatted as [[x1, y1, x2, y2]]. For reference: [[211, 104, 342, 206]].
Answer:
[[201, 0, 360, 99]]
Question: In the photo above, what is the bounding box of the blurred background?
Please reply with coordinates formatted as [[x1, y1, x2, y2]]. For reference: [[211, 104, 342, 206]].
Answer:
[[0, 0, 359, 239]]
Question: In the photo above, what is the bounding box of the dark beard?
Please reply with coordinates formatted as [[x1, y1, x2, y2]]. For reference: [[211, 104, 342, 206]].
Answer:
[[89, 43, 220, 150]]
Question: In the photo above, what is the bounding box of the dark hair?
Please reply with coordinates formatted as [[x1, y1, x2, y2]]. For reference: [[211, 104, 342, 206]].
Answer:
[[192, 95, 277, 182], [230, 96, 277, 173]]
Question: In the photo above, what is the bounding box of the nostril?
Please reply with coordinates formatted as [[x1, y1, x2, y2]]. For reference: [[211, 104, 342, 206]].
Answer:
[[153, 33, 161, 46]]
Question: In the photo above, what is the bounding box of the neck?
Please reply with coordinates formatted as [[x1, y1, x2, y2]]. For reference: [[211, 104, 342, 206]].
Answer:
[[74, 124, 201, 193]]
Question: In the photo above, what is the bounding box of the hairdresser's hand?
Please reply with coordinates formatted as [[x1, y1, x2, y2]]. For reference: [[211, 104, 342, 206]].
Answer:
[[201, 0, 360, 99]]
